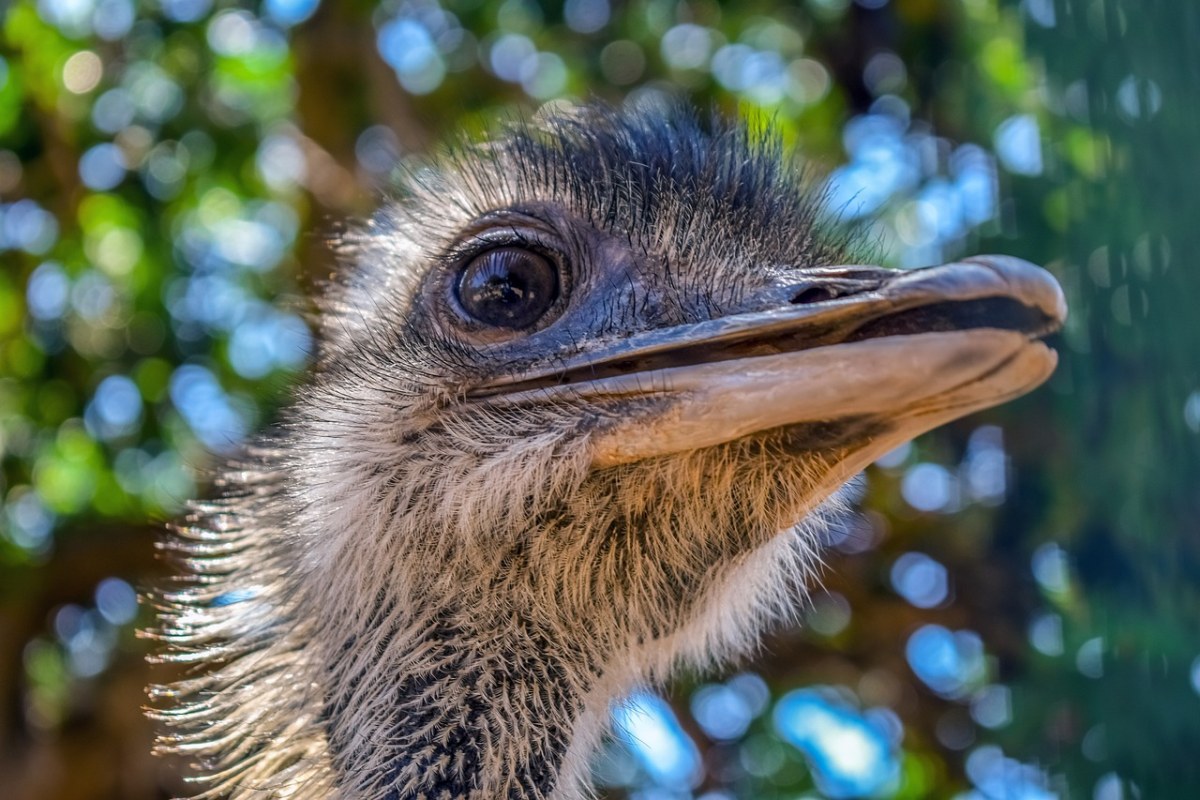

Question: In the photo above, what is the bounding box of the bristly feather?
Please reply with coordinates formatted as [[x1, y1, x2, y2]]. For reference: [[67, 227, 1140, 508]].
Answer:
[[147, 103, 859, 799]]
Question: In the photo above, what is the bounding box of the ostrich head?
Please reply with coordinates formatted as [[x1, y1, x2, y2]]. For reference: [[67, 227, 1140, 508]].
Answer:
[[151, 104, 1065, 799]]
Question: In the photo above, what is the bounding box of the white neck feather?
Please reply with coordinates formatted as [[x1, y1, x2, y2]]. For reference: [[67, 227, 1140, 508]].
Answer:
[[152, 409, 841, 799]]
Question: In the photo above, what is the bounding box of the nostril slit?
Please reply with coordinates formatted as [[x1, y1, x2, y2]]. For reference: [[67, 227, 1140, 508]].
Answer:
[[790, 286, 838, 305]]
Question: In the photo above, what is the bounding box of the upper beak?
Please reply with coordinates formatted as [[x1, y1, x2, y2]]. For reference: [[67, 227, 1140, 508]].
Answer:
[[471, 256, 1067, 468]]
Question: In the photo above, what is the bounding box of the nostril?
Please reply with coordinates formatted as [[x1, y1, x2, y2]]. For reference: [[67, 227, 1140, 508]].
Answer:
[[790, 285, 839, 305]]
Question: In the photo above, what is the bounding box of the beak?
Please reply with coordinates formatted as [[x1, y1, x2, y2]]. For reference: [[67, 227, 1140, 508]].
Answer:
[[471, 256, 1067, 468]]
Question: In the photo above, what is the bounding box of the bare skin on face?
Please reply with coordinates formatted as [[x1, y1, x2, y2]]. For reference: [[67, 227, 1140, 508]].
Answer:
[[148, 106, 1065, 800]]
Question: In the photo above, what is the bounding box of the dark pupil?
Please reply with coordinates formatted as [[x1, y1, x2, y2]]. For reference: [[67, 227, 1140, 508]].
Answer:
[[456, 247, 558, 329]]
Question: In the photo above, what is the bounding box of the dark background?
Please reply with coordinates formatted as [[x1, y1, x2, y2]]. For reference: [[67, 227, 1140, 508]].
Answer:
[[1, 0, 1197, 797]]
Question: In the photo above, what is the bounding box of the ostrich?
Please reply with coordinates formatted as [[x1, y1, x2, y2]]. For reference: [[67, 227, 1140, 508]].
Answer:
[[149, 104, 1065, 800]]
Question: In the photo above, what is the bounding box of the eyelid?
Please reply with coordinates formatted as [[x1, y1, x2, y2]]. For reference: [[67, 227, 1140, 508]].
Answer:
[[440, 210, 568, 288], [443, 221, 556, 266], [444, 230, 534, 265]]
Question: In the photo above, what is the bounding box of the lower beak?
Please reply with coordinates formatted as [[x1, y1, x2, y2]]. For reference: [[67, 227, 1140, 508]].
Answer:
[[472, 256, 1067, 468]]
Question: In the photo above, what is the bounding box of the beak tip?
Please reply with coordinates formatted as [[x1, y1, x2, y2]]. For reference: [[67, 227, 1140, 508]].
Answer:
[[962, 254, 1068, 325]]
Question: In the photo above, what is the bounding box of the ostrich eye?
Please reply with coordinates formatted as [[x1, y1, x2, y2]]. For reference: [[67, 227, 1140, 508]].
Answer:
[[456, 246, 560, 330]]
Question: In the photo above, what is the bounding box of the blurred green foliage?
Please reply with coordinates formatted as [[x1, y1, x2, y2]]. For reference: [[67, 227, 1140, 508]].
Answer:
[[0, 1, 1196, 799]]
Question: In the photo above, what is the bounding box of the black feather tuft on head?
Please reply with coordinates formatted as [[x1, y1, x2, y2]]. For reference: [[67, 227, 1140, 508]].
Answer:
[[434, 102, 856, 267]]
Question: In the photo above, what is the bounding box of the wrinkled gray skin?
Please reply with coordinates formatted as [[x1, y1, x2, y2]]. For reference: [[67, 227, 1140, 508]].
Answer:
[[149, 105, 1062, 800]]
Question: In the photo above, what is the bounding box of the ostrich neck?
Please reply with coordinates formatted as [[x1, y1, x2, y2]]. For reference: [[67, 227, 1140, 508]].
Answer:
[[319, 600, 596, 800], [296, 438, 826, 799]]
